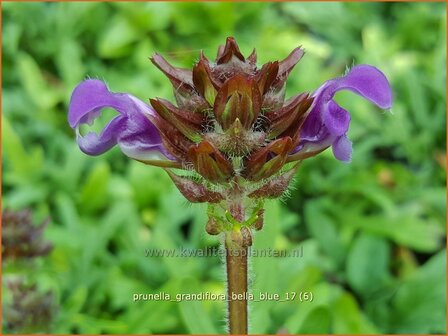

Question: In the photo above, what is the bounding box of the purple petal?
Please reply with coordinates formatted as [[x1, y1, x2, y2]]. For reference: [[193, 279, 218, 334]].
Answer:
[[293, 64, 392, 161], [315, 64, 392, 111], [69, 79, 127, 128], [76, 116, 124, 155], [68, 79, 173, 161], [324, 100, 351, 137], [332, 135, 352, 162], [300, 107, 324, 142], [117, 100, 172, 161]]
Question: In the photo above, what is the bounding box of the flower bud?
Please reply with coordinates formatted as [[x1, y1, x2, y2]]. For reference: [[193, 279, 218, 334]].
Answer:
[[253, 209, 264, 231], [240, 226, 253, 247], [205, 217, 222, 235]]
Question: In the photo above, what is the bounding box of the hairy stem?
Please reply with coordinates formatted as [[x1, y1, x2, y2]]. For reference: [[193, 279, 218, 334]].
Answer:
[[225, 238, 248, 335]]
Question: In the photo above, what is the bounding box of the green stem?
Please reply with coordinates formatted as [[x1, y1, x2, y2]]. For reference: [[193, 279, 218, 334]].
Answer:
[[225, 239, 248, 335]]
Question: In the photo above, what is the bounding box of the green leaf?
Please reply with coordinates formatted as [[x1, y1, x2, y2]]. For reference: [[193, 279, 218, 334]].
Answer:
[[284, 283, 342, 333], [390, 250, 446, 333], [56, 39, 85, 86], [97, 15, 140, 58], [2, 116, 44, 179], [332, 292, 378, 334], [298, 306, 331, 334], [126, 279, 179, 333], [348, 214, 442, 252], [64, 286, 88, 314], [16, 53, 61, 109], [128, 162, 172, 208], [3, 184, 48, 209], [2, 22, 22, 56], [54, 192, 80, 229], [305, 200, 346, 266], [79, 162, 111, 212], [177, 278, 218, 334], [346, 233, 391, 297]]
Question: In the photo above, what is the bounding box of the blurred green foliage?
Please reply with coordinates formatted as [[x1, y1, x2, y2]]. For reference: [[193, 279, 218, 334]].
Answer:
[[2, 2, 446, 334]]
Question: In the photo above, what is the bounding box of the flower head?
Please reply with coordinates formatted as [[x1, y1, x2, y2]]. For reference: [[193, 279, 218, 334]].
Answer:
[[4, 278, 55, 333], [68, 37, 392, 205], [2, 209, 53, 261]]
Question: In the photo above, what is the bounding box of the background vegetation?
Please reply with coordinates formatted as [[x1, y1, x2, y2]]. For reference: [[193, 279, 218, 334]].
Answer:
[[2, 2, 446, 334]]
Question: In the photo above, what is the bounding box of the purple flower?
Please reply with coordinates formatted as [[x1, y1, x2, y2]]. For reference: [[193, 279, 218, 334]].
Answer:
[[67, 37, 392, 202], [290, 64, 392, 162], [68, 79, 178, 167]]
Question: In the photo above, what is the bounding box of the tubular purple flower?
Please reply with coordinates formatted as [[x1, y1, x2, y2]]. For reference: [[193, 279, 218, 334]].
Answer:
[[68, 79, 175, 164], [292, 64, 392, 162]]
